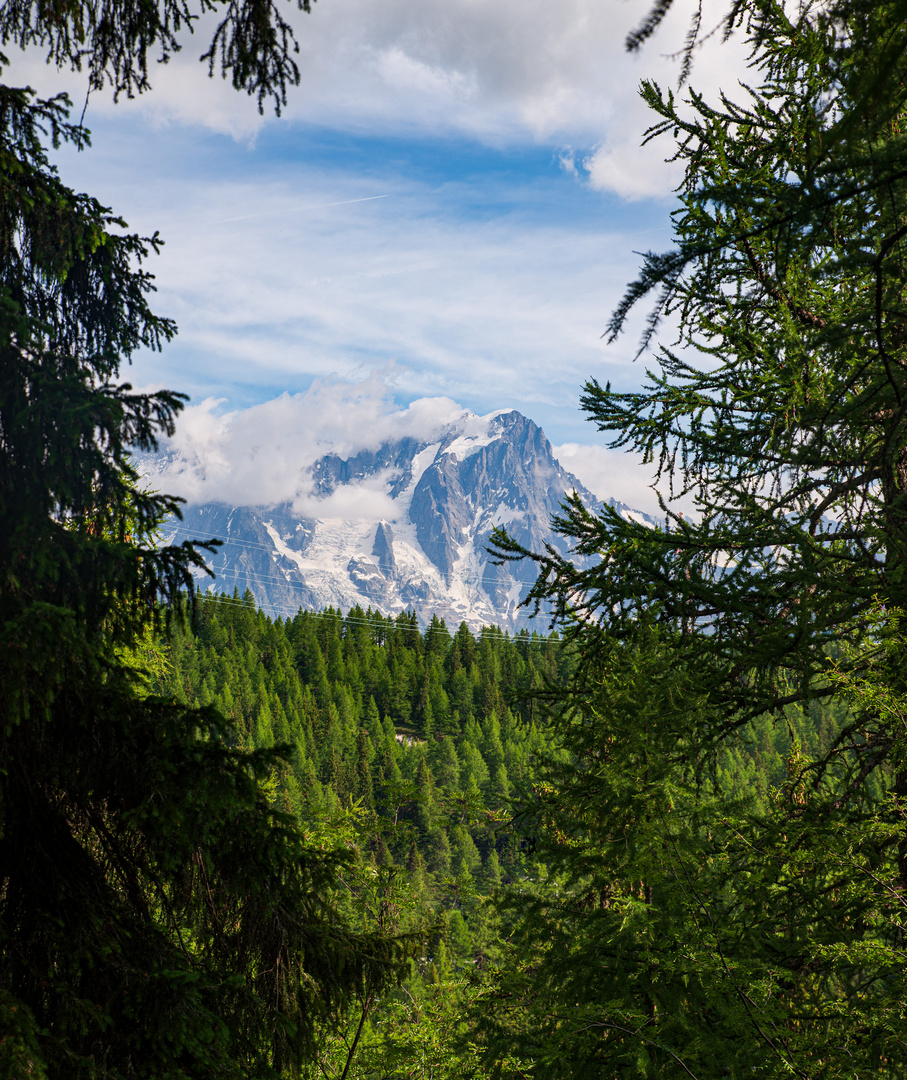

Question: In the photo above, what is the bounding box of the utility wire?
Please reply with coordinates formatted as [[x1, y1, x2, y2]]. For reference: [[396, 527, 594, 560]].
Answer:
[[189, 587, 562, 647], [163, 522, 562, 590]]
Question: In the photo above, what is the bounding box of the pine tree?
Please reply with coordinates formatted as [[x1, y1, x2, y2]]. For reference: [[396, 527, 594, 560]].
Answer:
[[429, 736, 461, 791], [354, 726, 375, 809]]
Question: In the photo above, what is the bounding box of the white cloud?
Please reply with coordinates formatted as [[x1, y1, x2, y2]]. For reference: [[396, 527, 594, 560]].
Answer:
[[554, 441, 679, 518], [149, 373, 466, 507], [582, 135, 684, 201], [7, 0, 752, 197], [94, 163, 664, 423], [291, 471, 400, 520], [6, 0, 759, 473]]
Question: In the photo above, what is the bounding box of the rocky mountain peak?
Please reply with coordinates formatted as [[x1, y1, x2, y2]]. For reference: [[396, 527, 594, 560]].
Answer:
[[156, 409, 655, 629]]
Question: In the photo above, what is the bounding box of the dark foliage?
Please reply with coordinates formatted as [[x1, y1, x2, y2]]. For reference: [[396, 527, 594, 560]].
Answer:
[[487, 1, 907, 1074], [0, 36, 406, 1080], [0, 0, 314, 114]]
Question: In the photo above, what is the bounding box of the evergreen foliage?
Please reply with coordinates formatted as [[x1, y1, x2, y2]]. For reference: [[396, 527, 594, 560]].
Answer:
[[489, 0, 907, 1074], [156, 595, 836, 1076], [0, 5, 411, 1073], [158, 596, 567, 862], [10, 0, 907, 1074], [155, 596, 577, 1075]]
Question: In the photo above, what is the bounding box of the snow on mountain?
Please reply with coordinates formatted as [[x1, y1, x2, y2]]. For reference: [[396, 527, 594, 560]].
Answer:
[[150, 409, 658, 629]]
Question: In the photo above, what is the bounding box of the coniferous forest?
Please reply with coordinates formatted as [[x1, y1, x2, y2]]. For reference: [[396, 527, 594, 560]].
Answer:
[[6, 0, 907, 1077], [149, 593, 857, 1077]]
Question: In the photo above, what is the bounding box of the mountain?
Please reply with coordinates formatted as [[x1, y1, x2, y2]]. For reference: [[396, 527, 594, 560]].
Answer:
[[151, 410, 657, 629]]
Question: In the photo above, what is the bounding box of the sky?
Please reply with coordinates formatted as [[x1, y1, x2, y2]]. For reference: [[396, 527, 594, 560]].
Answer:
[[8, 0, 750, 515]]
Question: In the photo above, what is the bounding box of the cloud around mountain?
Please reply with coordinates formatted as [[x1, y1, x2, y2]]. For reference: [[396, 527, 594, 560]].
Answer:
[[147, 374, 466, 510], [141, 373, 668, 518]]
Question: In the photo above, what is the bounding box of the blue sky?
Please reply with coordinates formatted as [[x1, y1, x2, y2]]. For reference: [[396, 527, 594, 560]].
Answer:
[[9, 0, 747, 514]]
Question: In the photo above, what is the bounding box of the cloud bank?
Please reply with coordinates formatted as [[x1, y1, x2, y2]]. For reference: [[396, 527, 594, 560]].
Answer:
[[74, 156, 665, 434], [143, 374, 674, 518], [147, 373, 466, 511], [12, 0, 749, 200]]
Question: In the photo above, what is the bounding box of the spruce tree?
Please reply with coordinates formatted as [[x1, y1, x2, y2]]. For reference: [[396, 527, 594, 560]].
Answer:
[[0, 10, 409, 1077]]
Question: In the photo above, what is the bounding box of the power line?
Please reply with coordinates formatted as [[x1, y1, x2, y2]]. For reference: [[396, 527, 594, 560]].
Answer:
[[190, 587, 562, 648], [188, 557, 556, 636], [163, 522, 561, 592]]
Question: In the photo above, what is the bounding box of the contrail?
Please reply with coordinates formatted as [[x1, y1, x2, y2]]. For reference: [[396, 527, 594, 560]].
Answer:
[[201, 193, 391, 228]]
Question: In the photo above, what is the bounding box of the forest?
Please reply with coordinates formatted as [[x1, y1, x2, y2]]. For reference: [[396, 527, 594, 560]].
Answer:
[[5, 0, 907, 1076], [149, 592, 855, 1077]]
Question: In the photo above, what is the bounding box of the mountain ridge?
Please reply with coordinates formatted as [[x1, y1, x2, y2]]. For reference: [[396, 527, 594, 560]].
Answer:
[[150, 409, 656, 629]]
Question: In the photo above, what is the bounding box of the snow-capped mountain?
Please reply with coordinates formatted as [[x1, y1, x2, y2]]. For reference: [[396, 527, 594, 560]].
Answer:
[[151, 410, 656, 629]]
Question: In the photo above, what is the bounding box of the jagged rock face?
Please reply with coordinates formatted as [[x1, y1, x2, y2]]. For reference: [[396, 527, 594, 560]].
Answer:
[[310, 438, 423, 500], [372, 521, 397, 576], [159, 410, 656, 629]]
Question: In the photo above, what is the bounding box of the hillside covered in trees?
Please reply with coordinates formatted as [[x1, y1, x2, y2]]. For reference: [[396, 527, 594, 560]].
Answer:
[[163, 591, 844, 836], [144, 592, 848, 1077], [159, 593, 569, 878]]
